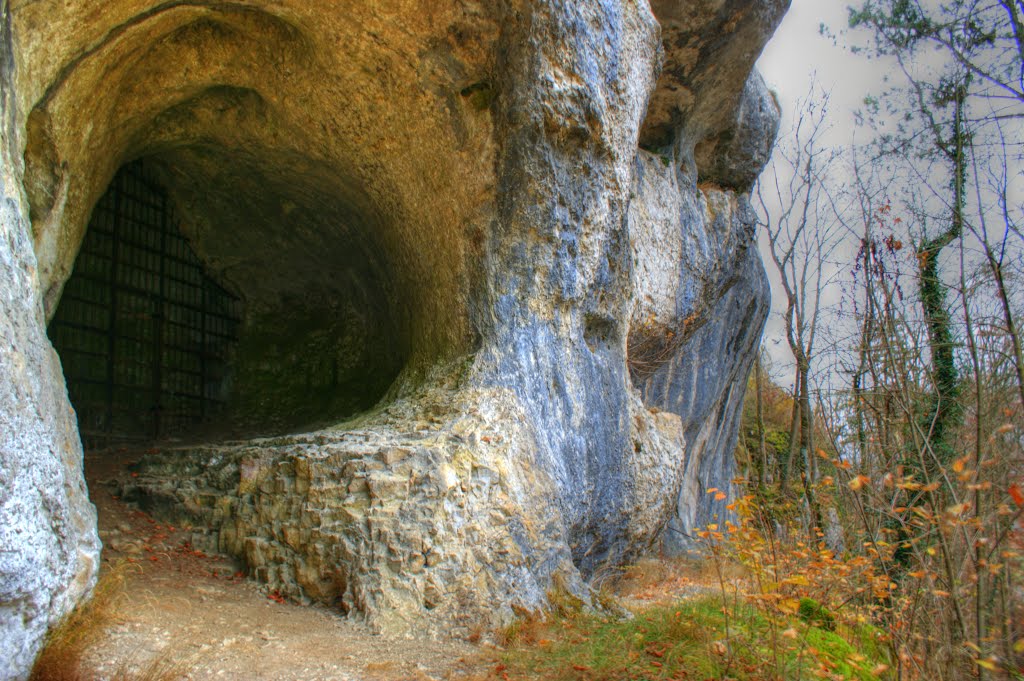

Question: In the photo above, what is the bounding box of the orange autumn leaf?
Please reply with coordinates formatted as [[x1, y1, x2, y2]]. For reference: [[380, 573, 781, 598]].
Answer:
[[976, 658, 1000, 672], [849, 475, 870, 491], [1009, 483, 1024, 508]]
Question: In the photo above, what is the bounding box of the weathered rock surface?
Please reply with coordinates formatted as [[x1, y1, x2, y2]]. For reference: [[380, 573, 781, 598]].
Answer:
[[0, 0, 786, 677], [627, 150, 772, 549], [0, 10, 99, 677]]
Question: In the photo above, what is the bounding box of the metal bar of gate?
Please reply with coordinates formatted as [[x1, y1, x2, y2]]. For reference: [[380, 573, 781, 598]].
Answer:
[[48, 160, 242, 446], [106, 175, 123, 443], [154, 188, 168, 439]]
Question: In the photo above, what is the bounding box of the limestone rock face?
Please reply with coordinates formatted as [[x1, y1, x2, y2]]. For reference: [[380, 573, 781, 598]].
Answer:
[[0, 0, 785, 676], [0, 12, 100, 676], [627, 152, 772, 549]]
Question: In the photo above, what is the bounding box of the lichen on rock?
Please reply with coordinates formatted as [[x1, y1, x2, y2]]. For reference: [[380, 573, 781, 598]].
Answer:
[[0, 0, 787, 677]]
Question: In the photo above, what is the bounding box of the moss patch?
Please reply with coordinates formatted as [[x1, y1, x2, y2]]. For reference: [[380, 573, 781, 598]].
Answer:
[[497, 596, 892, 680]]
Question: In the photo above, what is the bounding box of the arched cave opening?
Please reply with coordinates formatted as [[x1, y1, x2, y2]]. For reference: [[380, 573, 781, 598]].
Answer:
[[5, 2, 492, 653], [48, 154, 408, 448], [22, 2, 481, 453]]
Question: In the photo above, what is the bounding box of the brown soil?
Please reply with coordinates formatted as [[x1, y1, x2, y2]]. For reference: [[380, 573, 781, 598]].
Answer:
[[81, 448, 496, 681]]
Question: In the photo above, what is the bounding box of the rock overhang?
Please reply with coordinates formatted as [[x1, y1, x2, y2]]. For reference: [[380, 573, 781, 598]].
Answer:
[[0, 0, 786, 676], [19, 1, 495, 367]]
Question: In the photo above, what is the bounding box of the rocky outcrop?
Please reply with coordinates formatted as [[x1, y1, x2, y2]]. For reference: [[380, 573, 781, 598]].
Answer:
[[0, 8, 100, 676], [0, 0, 785, 677], [627, 148, 773, 550], [117, 376, 679, 637]]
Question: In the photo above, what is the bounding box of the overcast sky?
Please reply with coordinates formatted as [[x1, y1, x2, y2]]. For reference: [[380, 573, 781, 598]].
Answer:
[[757, 0, 885, 142], [754, 0, 887, 378], [752, 0, 1024, 396]]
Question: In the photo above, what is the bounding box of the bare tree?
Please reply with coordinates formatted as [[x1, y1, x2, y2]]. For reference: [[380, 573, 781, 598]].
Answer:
[[756, 87, 843, 532]]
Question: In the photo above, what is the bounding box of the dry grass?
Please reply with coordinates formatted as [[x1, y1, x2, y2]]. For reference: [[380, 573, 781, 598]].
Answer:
[[108, 649, 192, 681], [30, 562, 191, 681], [30, 564, 128, 681], [599, 556, 736, 605], [496, 609, 549, 648]]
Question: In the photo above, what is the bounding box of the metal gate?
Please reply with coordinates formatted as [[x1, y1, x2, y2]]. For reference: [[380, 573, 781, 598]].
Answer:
[[48, 161, 241, 448]]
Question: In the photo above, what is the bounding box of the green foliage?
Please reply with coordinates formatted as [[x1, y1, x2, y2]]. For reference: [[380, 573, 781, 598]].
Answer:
[[915, 236, 964, 467], [499, 596, 891, 680], [849, 0, 934, 50], [798, 597, 836, 632], [764, 428, 790, 461]]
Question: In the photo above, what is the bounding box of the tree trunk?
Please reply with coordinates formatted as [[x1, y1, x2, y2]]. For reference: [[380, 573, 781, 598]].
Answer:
[[797, 356, 823, 533], [915, 80, 967, 469], [755, 354, 768, 487], [782, 367, 802, 493]]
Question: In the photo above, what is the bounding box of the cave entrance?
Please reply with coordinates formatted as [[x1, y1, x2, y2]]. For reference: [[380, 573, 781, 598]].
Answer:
[[48, 161, 242, 448]]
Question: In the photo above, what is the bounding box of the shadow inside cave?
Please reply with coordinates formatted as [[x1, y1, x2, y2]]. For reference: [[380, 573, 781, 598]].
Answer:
[[48, 157, 406, 451]]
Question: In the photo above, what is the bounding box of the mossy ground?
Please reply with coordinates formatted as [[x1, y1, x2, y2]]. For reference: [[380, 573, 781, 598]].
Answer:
[[491, 595, 891, 681]]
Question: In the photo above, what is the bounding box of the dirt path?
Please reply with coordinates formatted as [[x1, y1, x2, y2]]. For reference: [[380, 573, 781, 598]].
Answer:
[[81, 449, 494, 681]]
